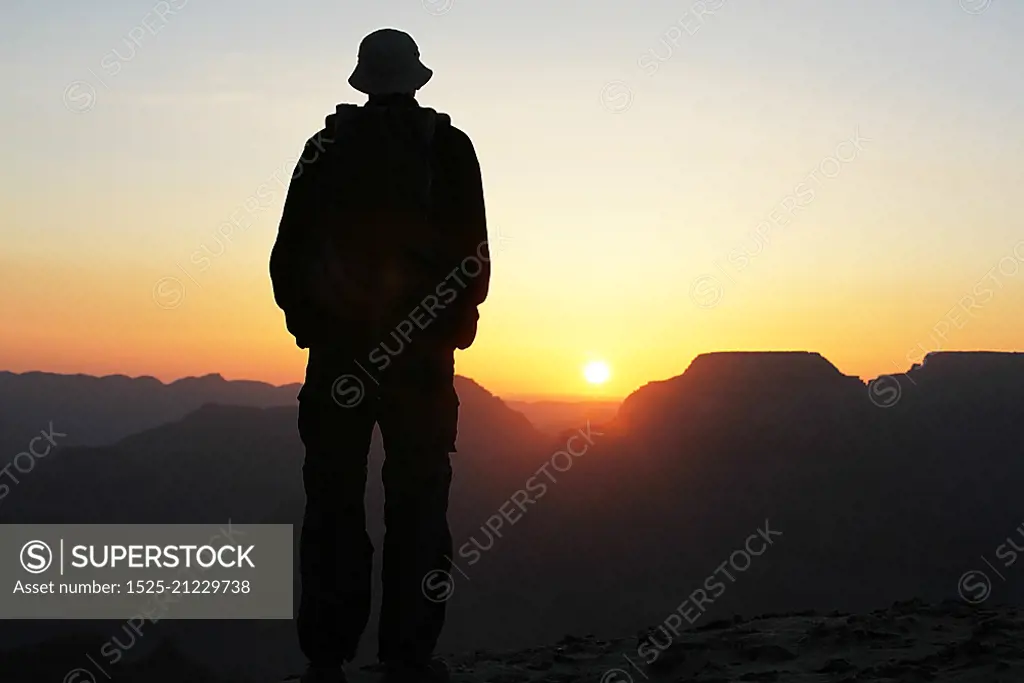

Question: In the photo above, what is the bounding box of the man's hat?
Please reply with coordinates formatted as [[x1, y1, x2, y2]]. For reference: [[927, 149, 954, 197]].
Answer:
[[348, 28, 433, 96]]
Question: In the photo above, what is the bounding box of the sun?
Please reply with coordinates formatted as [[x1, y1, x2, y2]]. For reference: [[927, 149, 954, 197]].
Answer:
[[583, 360, 612, 385]]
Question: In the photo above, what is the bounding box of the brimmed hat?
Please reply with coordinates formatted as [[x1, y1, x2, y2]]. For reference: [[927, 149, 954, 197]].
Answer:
[[348, 28, 433, 96]]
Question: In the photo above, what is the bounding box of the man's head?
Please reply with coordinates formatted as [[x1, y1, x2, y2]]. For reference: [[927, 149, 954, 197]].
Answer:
[[348, 28, 432, 97]]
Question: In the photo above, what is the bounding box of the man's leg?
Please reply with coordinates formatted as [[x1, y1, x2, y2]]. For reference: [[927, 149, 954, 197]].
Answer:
[[296, 358, 377, 667], [376, 353, 458, 664]]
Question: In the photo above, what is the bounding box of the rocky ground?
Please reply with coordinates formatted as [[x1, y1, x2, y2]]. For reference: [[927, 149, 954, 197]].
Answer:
[[14, 599, 1017, 682], [397, 600, 1023, 683]]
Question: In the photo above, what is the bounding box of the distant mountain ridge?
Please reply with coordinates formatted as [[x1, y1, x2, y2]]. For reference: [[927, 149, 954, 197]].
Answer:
[[8, 350, 1017, 450], [0, 370, 300, 453], [0, 370, 539, 455], [505, 398, 620, 435], [617, 351, 864, 430]]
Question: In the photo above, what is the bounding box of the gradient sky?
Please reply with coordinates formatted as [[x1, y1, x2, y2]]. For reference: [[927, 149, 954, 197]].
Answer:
[[2, 0, 1022, 399]]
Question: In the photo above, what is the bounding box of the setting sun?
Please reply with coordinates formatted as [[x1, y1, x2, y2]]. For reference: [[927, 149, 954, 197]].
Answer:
[[583, 360, 611, 385]]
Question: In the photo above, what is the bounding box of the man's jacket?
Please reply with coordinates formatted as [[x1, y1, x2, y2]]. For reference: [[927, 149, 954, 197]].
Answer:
[[270, 95, 489, 352]]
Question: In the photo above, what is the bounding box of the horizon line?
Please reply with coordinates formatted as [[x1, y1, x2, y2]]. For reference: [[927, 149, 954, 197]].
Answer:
[[6, 349, 1021, 401]]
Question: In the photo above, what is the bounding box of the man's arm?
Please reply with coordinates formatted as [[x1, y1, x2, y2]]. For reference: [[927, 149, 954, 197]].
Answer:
[[450, 128, 490, 309], [269, 138, 326, 349], [439, 127, 489, 350]]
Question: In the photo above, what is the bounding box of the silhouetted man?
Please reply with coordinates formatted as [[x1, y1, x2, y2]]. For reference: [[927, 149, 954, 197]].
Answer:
[[270, 28, 489, 683]]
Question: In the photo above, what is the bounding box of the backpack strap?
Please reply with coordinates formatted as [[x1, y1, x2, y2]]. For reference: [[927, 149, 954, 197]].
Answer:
[[426, 109, 451, 138], [330, 104, 362, 139]]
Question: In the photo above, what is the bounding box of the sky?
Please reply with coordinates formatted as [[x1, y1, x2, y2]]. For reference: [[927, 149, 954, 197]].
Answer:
[[1, 0, 1022, 400]]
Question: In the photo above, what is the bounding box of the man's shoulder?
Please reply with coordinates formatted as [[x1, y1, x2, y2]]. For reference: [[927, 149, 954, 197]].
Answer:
[[303, 128, 335, 153]]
